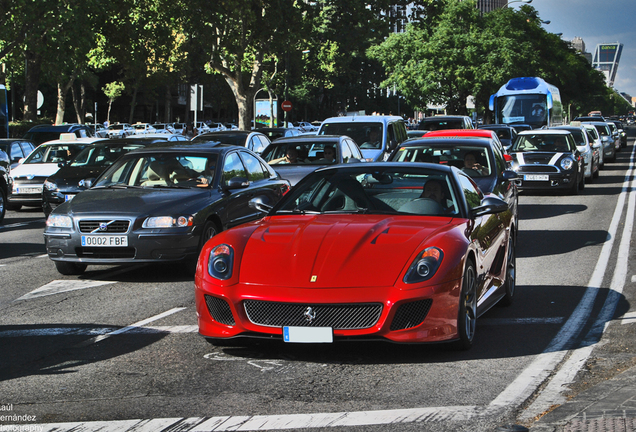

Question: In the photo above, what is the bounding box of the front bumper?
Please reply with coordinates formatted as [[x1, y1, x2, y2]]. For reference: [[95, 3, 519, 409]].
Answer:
[[514, 167, 577, 190], [195, 277, 463, 344], [44, 222, 200, 264]]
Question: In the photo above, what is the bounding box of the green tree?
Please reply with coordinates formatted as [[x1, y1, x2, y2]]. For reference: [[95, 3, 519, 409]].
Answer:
[[103, 81, 125, 124]]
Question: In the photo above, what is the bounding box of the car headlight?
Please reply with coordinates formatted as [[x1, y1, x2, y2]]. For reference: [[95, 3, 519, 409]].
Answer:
[[44, 180, 58, 191], [560, 158, 574, 170], [46, 214, 73, 228], [404, 247, 444, 284], [142, 216, 193, 228], [208, 244, 234, 280]]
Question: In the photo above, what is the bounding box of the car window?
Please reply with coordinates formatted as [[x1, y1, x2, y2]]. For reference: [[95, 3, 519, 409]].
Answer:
[[457, 173, 482, 210], [346, 139, 363, 159], [10, 142, 24, 160], [222, 152, 247, 184], [240, 151, 269, 182], [340, 141, 354, 163]]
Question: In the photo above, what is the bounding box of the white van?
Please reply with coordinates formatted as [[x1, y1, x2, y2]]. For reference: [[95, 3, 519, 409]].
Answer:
[[317, 115, 408, 161]]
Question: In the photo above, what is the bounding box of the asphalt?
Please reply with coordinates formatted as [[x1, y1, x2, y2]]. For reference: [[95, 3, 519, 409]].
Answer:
[[527, 133, 636, 432]]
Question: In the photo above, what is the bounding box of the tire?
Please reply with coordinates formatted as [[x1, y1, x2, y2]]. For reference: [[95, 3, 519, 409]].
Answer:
[[569, 175, 579, 195], [452, 259, 478, 351], [43, 200, 52, 218], [6, 201, 21, 211], [499, 235, 516, 307], [187, 220, 219, 274], [0, 187, 6, 224], [579, 170, 585, 191], [593, 162, 600, 179], [54, 261, 87, 275]]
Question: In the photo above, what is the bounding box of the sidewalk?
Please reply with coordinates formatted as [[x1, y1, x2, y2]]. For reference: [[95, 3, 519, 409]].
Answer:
[[529, 363, 636, 431]]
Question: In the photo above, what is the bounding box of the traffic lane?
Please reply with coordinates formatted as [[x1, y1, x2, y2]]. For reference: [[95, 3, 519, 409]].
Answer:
[[0, 207, 46, 260], [0, 146, 631, 427]]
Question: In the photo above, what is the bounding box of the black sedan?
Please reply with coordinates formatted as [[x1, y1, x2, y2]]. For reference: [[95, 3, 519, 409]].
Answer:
[[259, 135, 364, 186], [191, 130, 271, 153], [42, 137, 176, 216], [43, 143, 290, 275], [0, 138, 36, 169], [509, 130, 585, 194]]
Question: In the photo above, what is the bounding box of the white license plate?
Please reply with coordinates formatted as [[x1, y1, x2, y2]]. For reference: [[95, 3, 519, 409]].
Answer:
[[524, 174, 549, 181], [17, 186, 43, 194], [64, 194, 75, 202], [283, 326, 333, 343], [81, 235, 128, 247]]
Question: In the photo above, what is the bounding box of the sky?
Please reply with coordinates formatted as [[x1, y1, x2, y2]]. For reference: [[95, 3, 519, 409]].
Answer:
[[510, 0, 636, 98]]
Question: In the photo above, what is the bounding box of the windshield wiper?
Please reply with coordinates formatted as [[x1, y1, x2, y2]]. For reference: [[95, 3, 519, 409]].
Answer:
[[93, 183, 143, 189]]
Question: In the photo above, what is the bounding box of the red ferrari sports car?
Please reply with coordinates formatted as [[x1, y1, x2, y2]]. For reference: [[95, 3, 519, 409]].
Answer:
[[195, 162, 516, 350]]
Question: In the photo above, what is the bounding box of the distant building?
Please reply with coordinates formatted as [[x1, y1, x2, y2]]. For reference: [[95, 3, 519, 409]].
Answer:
[[477, 0, 507, 13], [592, 43, 623, 87], [571, 37, 592, 64]]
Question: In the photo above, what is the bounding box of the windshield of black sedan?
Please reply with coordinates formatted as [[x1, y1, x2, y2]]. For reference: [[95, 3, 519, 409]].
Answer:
[[94, 153, 218, 188], [275, 168, 459, 216], [70, 145, 144, 167]]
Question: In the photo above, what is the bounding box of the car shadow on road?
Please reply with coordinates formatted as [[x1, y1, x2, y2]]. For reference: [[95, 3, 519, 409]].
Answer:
[[518, 204, 587, 220], [0, 324, 166, 382], [0, 242, 46, 259], [202, 286, 628, 365], [77, 262, 196, 283], [517, 229, 608, 258]]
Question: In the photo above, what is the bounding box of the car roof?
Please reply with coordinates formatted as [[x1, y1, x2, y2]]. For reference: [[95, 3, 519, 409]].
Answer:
[[421, 115, 469, 120], [400, 137, 493, 148], [518, 129, 571, 135], [314, 161, 455, 175], [26, 124, 90, 132], [268, 135, 345, 143], [423, 129, 493, 138], [39, 136, 106, 145], [320, 115, 404, 123], [124, 142, 239, 155]]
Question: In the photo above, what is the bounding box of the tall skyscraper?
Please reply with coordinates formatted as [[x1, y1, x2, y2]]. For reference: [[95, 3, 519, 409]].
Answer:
[[592, 43, 623, 87]]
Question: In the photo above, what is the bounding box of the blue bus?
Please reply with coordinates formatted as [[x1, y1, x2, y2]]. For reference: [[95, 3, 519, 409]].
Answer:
[[489, 77, 563, 129], [0, 85, 8, 138]]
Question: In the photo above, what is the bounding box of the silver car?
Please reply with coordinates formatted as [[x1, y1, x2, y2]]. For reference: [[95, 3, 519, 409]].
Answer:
[[553, 125, 599, 181], [581, 122, 616, 163]]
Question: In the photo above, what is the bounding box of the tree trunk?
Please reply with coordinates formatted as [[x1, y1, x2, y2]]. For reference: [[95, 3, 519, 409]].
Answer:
[[163, 85, 171, 123], [128, 85, 138, 124], [55, 77, 75, 125], [23, 51, 42, 121], [107, 100, 113, 123], [71, 82, 86, 124]]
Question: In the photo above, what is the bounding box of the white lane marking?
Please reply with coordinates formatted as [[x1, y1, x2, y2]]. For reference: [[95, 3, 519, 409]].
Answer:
[[490, 143, 635, 410], [631, 275, 636, 283], [514, 142, 636, 420], [36, 254, 48, 258], [19, 407, 485, 432], [620, 311, 636, 325], [16, 279, 117, 301], [76, 307, 186, 346], [0, 219, 45, 229], [479, 317, 564, 325]]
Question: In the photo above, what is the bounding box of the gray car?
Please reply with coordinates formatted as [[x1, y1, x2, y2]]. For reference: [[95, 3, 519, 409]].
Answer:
[[581, 121, 616, 163]]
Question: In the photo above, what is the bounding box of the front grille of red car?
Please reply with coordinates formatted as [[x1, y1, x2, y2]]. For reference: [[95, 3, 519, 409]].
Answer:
[[205, 295, 235, 325], [243, 300, 382, 330], [390, 299, 433, 331]]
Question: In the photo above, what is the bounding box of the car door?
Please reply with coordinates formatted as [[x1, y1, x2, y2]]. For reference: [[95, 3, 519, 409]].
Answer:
[[221, 151, 254, 228], [238, 150, 283, 212], [459, 173, 508, 309]]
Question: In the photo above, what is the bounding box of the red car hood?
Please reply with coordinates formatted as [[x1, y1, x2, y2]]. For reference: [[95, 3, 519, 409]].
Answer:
[[239, 215, 452, 288]]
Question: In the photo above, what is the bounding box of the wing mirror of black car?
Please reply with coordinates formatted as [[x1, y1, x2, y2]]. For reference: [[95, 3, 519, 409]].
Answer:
[[248, 197, 272, 213], [57, 161, 67, 168], [224, 176, 250, 191], [79, 178, 94, 189], [501, 170, 518, 180], [471, 196, 508, 218], [388, 139, 398, 151]]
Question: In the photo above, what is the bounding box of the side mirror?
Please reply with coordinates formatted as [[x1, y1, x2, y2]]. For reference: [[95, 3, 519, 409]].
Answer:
[[249, 197, 272, 213], [78, 178, 94, 189], [388, 140, 397, 151], [471, 196, 508, 218], [223, 176, 249, 191], [502, 170, 518, 180]]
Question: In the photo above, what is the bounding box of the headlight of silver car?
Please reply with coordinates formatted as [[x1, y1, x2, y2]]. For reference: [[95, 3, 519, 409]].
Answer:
[[142, 216, 193, 228], [208, 244, 234, 280], [403, 247, 444, 284], [46, 214, 73, 228], [44, 180, 58, 191], [560, 157, 574, 170]]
